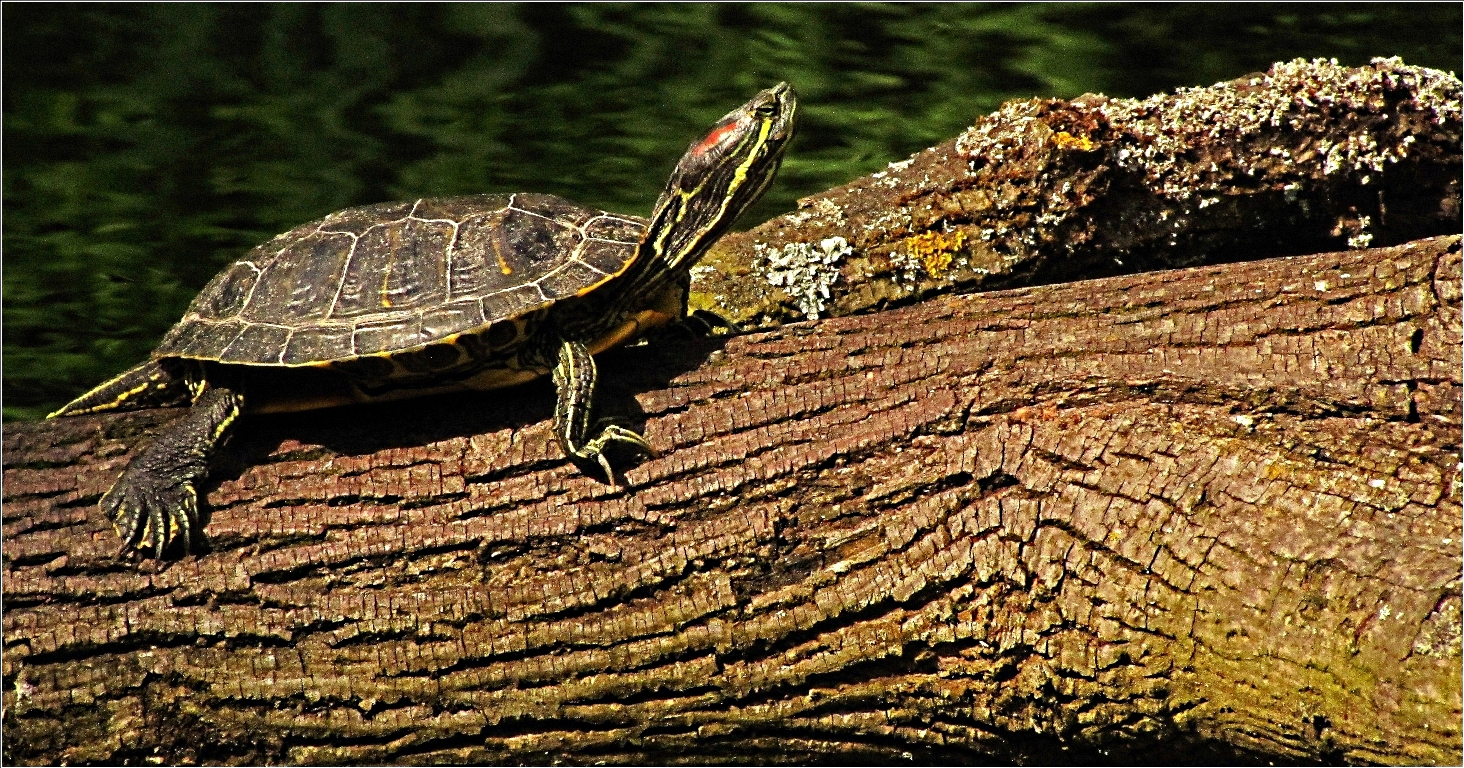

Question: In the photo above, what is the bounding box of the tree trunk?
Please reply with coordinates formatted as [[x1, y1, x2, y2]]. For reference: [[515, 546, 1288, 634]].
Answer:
[[4, 235, 1459, 765]]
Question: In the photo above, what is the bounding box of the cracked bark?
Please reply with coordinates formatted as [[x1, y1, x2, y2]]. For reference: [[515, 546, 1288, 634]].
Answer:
[[4, 235, 1460, 765]]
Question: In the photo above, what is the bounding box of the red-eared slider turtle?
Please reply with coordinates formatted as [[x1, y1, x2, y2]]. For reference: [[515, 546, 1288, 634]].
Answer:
[[51, 83, 797, 558]]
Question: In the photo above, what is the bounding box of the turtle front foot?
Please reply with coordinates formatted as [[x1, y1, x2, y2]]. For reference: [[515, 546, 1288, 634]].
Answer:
[[566, 422, 657, 486], [102, 465, 200, 558], [553, 338, 659, 486]]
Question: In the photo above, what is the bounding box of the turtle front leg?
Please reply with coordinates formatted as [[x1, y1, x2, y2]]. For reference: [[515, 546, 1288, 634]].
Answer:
[[552, 338, 655, 483], [103, 383, 244, 557]]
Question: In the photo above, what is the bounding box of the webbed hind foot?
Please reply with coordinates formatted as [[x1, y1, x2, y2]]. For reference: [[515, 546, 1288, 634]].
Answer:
[[102, 383, 244, 558]]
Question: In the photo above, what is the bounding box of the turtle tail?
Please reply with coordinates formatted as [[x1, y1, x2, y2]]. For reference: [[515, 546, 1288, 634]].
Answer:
[[49, 359, 194, 418]]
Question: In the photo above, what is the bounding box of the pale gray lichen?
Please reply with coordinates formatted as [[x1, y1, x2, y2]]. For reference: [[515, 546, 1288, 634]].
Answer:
[[756, 236, 852, 319], [783, 196, 847, 229], [1347, 215, 1374, 249], [941, 57, 1460, 269], [959, 57, 1460, 208], [1096, 57, 1461, 197], [887, 250, 924, 289]]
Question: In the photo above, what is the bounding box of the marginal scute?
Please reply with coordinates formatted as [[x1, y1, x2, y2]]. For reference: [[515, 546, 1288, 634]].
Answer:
[[420, 300, 486, 342], [281, 327, 355, 366], [220, 324, 293, 364], [155, 319, 207, 358], [479, 293, 520, 326], [354, 318, 419, 357]]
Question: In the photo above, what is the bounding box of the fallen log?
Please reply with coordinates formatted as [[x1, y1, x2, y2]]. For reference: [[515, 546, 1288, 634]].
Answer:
[[693, 58, 1462, 327], [4, 235, 1459, 764]]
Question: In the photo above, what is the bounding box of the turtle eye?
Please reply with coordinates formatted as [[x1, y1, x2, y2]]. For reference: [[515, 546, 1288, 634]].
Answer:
[[753, 100, 777, 118]]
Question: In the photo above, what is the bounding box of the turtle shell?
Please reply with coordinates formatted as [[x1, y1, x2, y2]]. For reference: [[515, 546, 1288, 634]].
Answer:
[[154, 194, 648, 366]]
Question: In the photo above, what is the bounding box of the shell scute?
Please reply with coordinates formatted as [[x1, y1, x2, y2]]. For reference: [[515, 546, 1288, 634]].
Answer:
[[579, 239, 638, 276], [543, 261, 608, 299], [497, 209, 577, 278], [319, 201, 415, 236], [191, 261, 261, 320], [243, 233, 354, 323], [332, 219, 452, 318], [479, 293, 519, 326], [281, 327, 355, 366], [411, 195, 510, 222], [511, 193, 600, 229], [155, 318, 210, 359], [221, 324, 292, 364], [583, 215, 646, 243], [353, 317, 420, 357], [446, 210, 510, 299], [420, 300, 486, 342]]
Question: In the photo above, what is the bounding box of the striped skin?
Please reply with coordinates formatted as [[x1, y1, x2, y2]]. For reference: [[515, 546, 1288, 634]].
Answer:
[[51, 83, 797, 558], [46, 359, 192, 418], [552, 339, 655, 484]]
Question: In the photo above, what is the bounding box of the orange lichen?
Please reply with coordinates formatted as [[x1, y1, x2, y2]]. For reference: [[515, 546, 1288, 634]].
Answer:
[[1051, 131, 1097, 151], [902, 230, 968, 278]]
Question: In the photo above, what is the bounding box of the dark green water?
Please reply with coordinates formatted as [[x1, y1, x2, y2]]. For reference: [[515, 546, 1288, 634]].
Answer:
[[5, 3, 1460, 420]]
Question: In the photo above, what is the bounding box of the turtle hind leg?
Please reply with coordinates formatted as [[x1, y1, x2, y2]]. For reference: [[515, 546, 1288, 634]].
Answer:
[[103, 382, 244, 558], [49, 359, 193, 418], [552, 338, 655, 484]]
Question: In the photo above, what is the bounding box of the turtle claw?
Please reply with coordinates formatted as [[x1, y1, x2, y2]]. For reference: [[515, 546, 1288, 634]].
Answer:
[[596, 454, 617, 488], [571, 423, 657, 487], [101, 467, 199, 559]]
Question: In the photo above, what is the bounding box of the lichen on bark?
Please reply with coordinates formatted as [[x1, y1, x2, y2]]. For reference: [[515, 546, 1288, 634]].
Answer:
[[695, 58, 1462, 327]]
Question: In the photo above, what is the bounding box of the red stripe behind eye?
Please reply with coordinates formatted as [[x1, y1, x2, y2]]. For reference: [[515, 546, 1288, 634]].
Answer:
[[693, 121, 738, 156]]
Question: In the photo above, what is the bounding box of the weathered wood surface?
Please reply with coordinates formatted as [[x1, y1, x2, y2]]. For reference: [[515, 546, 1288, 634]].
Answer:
[[693, 58, 1462, 326], [4, 235, 1459, 765]]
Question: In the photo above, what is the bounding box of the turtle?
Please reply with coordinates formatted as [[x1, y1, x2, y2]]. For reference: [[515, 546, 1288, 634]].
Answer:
[[50, 82, 797, 558]]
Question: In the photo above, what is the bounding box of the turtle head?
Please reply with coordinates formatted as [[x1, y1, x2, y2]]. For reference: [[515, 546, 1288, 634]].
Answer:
[[640, 83, 798, 277]]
